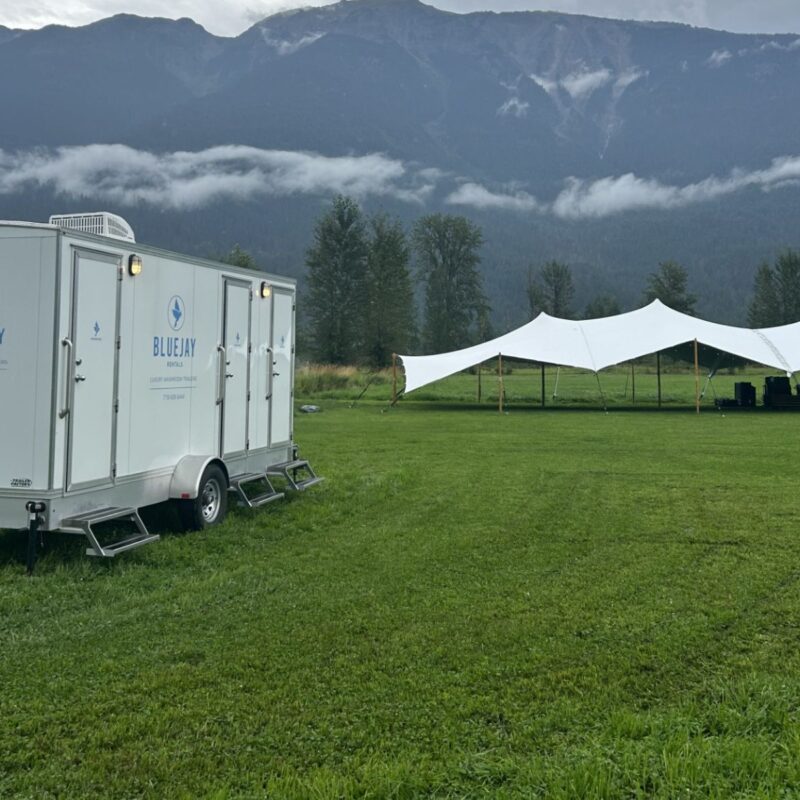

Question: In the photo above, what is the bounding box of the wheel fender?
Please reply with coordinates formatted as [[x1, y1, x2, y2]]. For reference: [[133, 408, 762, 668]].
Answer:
[[169, 456, 229, 500]]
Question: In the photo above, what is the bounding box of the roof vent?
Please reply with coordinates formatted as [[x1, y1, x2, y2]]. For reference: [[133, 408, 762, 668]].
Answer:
[[48, 212, 135, 243]]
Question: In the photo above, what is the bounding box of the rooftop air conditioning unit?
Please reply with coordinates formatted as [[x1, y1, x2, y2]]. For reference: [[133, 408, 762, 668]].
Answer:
[[48, 212, 136, 243]]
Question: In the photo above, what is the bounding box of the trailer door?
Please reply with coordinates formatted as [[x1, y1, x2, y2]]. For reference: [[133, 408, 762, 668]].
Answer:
[[269, 288, 294, 447], [221, 279, 251, 457], [66, 250, 121, 490]]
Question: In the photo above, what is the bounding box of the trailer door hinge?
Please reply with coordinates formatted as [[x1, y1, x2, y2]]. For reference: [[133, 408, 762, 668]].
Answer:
[[116, 336, 121, 350], [112, 463, 117, 479], [114, 399, 119, 413]]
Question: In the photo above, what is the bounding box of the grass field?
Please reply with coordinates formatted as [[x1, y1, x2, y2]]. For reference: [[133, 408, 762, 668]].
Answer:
[[3, 394, 800, 797]]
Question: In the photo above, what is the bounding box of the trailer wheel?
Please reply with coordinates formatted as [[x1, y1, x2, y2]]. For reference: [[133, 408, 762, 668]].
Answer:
[[178, 464, 228, 531]]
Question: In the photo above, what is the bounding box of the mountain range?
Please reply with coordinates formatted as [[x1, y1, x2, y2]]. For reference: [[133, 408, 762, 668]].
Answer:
[[1, 0, 799, 327]]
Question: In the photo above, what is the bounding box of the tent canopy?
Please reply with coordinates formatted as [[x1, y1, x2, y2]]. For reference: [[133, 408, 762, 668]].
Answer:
[[399, 300, 800, 394]]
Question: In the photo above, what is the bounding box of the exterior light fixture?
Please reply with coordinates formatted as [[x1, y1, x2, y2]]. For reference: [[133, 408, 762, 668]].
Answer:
[[128, 254, 143, 276], [260, 282, 272, 299]]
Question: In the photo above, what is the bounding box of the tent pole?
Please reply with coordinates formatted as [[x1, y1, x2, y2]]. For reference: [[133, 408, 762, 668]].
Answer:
[[498, 355, 504, 414], [477, 362, 482, 404], [541, 363, 545, 408], [631, 363, 636, 405], [595, 371, 608, 412], [694, 339, 700, 414], [657, 352, 662, 409], [392, 353, 397, 405]]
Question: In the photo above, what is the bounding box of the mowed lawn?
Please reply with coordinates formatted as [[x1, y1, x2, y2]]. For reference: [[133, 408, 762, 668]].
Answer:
[[3, 401, 800, 797]]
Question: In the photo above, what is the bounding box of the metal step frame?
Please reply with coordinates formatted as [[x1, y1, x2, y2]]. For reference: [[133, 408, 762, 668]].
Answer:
[[229, 472, 285, 509], [61, 507, 160, 558], [266, 459, 324, 492]]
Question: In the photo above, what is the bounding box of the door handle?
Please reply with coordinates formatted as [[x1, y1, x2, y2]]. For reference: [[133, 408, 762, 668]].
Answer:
[[266, 346, 274, 400], [216, 344, 225, 405], [59, 338, 74, 419], [226, 373, 234, 379], [75, 375, 86, 383]]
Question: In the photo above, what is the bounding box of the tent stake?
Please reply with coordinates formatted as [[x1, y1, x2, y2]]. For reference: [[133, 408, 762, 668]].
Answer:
[[657, 352, 662, 408], [391, 353, 397, 405], [541, 363, 545, 408], [477, 362, 482, 403], [498, 355, 504, 414], [694, 339, 700, 414]]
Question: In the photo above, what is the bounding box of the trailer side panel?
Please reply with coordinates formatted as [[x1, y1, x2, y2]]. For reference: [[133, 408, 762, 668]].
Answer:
[[0, 230, 57, 493]]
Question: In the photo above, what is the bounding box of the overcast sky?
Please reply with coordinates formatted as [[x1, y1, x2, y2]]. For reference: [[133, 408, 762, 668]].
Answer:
[[1, 0, 798, 38]]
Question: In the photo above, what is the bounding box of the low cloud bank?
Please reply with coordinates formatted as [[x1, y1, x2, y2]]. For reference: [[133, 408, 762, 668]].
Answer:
[[447, 183, 542, 212], [447, 156, 800, 219], [0, 144, 434, 209], [1, 144, 799, 220]]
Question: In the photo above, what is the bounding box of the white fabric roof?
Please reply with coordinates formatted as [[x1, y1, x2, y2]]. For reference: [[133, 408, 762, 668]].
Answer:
[[399, 300, 800, 394]]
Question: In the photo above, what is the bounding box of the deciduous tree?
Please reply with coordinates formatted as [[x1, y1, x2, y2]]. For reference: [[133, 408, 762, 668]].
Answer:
[[584, 293, 621, 319], [413, 214, 487, 353], [642, 261, 696, 314], [221, 244, 260, 270], [748, 249, 800, 327], [527, 261, 574, 318]]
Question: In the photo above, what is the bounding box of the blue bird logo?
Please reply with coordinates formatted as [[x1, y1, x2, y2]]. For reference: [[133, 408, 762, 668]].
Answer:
[[93, 321, 100, 337], [168, 296, 186, 331]]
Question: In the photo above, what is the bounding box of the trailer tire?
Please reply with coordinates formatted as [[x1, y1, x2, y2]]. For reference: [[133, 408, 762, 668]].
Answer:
[[178, 464, 228, 531]]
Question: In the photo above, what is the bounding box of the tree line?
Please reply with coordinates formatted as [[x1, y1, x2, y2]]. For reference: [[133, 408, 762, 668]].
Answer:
[[304, 196, 487, 366], [222, 197, 800, 364], [527, 251, 800, 327]]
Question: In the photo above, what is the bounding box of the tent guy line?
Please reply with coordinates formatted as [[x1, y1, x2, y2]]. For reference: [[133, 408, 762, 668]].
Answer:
[[398, 300, 800, 395]]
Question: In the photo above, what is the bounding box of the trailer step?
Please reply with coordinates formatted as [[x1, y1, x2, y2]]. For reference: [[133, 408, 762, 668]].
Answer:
[[61, 507, 159, 558], [229, 472, 285, 509], [266, 460, 324, 492]]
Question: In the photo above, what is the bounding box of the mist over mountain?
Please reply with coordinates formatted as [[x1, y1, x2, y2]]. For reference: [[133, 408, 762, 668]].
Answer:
[[1, 0, 799, 327]]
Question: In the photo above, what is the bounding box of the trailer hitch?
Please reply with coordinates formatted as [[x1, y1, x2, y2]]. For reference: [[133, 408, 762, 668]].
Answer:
[[25, 501, 46, 576]]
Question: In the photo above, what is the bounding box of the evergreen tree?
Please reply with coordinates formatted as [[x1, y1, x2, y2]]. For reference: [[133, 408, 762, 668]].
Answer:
[[305, 196, 368, 364], [748, 262, 779, 327], [748, 249, 800, 327], [584, 293, 621, 319], [642, 261, 696, 314], [773, 249, 800, 323], [413, 214, 487, 353], [364, 213, 415, 367], [527, 261, 574, 318]]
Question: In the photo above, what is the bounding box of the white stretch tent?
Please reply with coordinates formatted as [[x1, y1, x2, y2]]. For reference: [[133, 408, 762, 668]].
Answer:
[[399, 300, 800, 394]]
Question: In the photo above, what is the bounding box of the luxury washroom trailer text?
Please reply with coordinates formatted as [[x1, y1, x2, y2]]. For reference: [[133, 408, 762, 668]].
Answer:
[[0, 214, 320, 560]]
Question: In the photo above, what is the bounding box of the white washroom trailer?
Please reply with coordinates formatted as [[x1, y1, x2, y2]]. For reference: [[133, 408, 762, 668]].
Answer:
[[0, 213, 321, 561]]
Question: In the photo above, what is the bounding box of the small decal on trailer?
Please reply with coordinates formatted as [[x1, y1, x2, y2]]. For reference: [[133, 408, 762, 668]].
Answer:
[[168, 296, 186, 331], [10, 478, 32, 488]]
